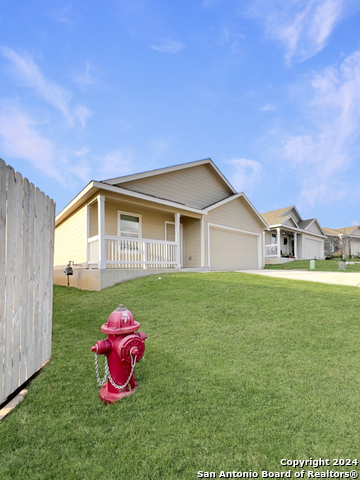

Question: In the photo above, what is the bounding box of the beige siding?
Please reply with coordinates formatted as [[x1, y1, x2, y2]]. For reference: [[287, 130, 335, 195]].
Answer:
[[182, 217, 201, 267], [306, 222, 323, 235], [206, 197, 263, 233], [265, 230, 276, 244], [104, 201, 175, 240], [54, 205, 86, 265], [284, 218, 297, 228], [205, 197, 263, 267], [118, 164, 232, 209], [289, 208, 301, 224], [89, 203, 98, 237]]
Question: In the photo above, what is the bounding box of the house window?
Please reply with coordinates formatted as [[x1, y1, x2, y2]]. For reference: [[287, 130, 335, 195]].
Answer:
[[271, 233, 277, 244], [330, 239, 334, 253], [117, 211, 141, 238]]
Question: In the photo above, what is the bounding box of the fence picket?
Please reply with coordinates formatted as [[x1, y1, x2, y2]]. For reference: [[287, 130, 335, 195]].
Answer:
[[0, 159, 54, 405], [0, 159, 7, 403]]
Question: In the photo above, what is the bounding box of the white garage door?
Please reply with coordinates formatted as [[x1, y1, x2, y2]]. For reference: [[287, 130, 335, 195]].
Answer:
[[304, 238, 322, 259], [209, 227, 259, 270]]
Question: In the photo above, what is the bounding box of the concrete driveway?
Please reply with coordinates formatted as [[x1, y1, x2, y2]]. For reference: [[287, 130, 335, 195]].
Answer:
[[239, 269, 360, 287]]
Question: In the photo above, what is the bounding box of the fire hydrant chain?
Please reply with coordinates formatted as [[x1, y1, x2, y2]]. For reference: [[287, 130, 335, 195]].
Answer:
[[107, 348, 137, 390], [94, 344, 137, 391], [94, 344, 109, 386]]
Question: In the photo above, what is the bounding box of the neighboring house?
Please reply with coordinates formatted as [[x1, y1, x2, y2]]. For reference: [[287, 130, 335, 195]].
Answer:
[[54, 159, 269, 290], [261, 206, 326, 264], [324, 226, 360, 258], [323, 227, 342, 257]]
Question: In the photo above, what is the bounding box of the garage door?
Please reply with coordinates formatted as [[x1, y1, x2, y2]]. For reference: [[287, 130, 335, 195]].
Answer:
[[209, 227, 259, 270], [304, 238, 322, 259]]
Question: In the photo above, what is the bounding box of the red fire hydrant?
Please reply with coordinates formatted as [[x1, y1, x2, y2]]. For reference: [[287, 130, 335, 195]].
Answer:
[[91, 304, 147, 403]]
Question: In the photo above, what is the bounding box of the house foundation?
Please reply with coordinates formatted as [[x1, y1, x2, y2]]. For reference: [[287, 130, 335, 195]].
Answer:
[[54, 266, 209, 291]]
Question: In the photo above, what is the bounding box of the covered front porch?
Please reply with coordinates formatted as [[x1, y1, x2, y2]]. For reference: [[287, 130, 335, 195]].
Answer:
[[264, 228, 301, 265], [85, 194, 205, 271]]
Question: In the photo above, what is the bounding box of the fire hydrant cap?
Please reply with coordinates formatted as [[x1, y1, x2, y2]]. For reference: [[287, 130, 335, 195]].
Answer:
[[101, 305, 140, 334]]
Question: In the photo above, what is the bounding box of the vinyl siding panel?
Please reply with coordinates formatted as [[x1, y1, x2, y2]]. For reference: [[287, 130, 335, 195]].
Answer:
[[205, 197, 263, 267], [118, 164, 232, 209], [89, 203, 98, 237], [265, 231, 277, 244], [206, 197, 263, 233], [182, 217, 201, 267], [284, 218, 298, 228], [306, 222, 323, 235], [104, 201, 175, 240], [54, 206, 86, 265]]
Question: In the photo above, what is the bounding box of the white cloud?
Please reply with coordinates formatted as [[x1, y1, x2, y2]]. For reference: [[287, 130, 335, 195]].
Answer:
[[1, 46, 73, 121], [74, 61, 94, 87], [282, 50, 360, 206], [226, 158, 263, 191], [97, 151, 134, 180], [249, 0, 346, 64], [1, 46, 91, 128], [260, 104, 276, 112], [219, 27, 245, 55], [151, 40, 185, 54], [74, 103, 93, 130], [74, 146, 90, 157], [0, 104, 96, 185], [0, 105, 64, 183]]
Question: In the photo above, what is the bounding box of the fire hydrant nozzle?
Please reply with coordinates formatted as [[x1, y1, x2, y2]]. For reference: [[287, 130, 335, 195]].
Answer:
[[131, 347, 139, 357], [91, 305, 147, 404]]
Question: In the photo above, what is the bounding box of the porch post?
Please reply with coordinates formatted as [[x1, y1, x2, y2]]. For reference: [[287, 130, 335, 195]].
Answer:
[[98, 195, 106, 269], [85, 204, 89, 268], [294, 232, 297, 259], [263, 231, 266, 267], [277, 228, 281, 259], [174, 213, 181, 268], [200, 215, 205, 268]]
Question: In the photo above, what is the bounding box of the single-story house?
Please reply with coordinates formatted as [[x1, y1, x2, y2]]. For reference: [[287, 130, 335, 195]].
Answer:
[[323, 227, 342, 257], [261, 206, 326, 264], [54, 158, 269, 290], [324, 226, 360, 258]]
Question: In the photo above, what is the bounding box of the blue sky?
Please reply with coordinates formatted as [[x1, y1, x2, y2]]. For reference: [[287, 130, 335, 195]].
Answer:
[[1, 0, 360, 228]]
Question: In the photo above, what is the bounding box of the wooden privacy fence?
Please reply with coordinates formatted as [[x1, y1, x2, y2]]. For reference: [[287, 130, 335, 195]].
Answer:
[[0, 158, 55, 405]]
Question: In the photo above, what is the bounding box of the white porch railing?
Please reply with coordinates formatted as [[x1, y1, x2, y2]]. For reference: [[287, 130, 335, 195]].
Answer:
[[88, 235, 178, 269], [265, 244, 278, 257]]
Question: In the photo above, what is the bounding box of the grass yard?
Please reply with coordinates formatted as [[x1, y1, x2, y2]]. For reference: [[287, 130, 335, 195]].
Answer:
[[265, 258, 360, 272], [1, 272, 360, 480]]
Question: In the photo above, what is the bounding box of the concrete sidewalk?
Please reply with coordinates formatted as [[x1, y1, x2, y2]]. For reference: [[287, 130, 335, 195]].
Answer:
[[238, 269, 360, 287]]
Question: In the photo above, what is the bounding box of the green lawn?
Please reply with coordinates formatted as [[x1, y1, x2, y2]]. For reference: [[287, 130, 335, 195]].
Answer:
[[1, 272, 360, 479], [265, 258, 360, 272]]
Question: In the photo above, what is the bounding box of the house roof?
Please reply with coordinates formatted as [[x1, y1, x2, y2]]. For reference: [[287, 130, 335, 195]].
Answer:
[[323, 227, 340, 236], [102, 158, 237, 195], [55, 159, 269, 230], [261, 206, 300, 227], [261, 206, 325, 237], [336, 226, 360, 235]]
